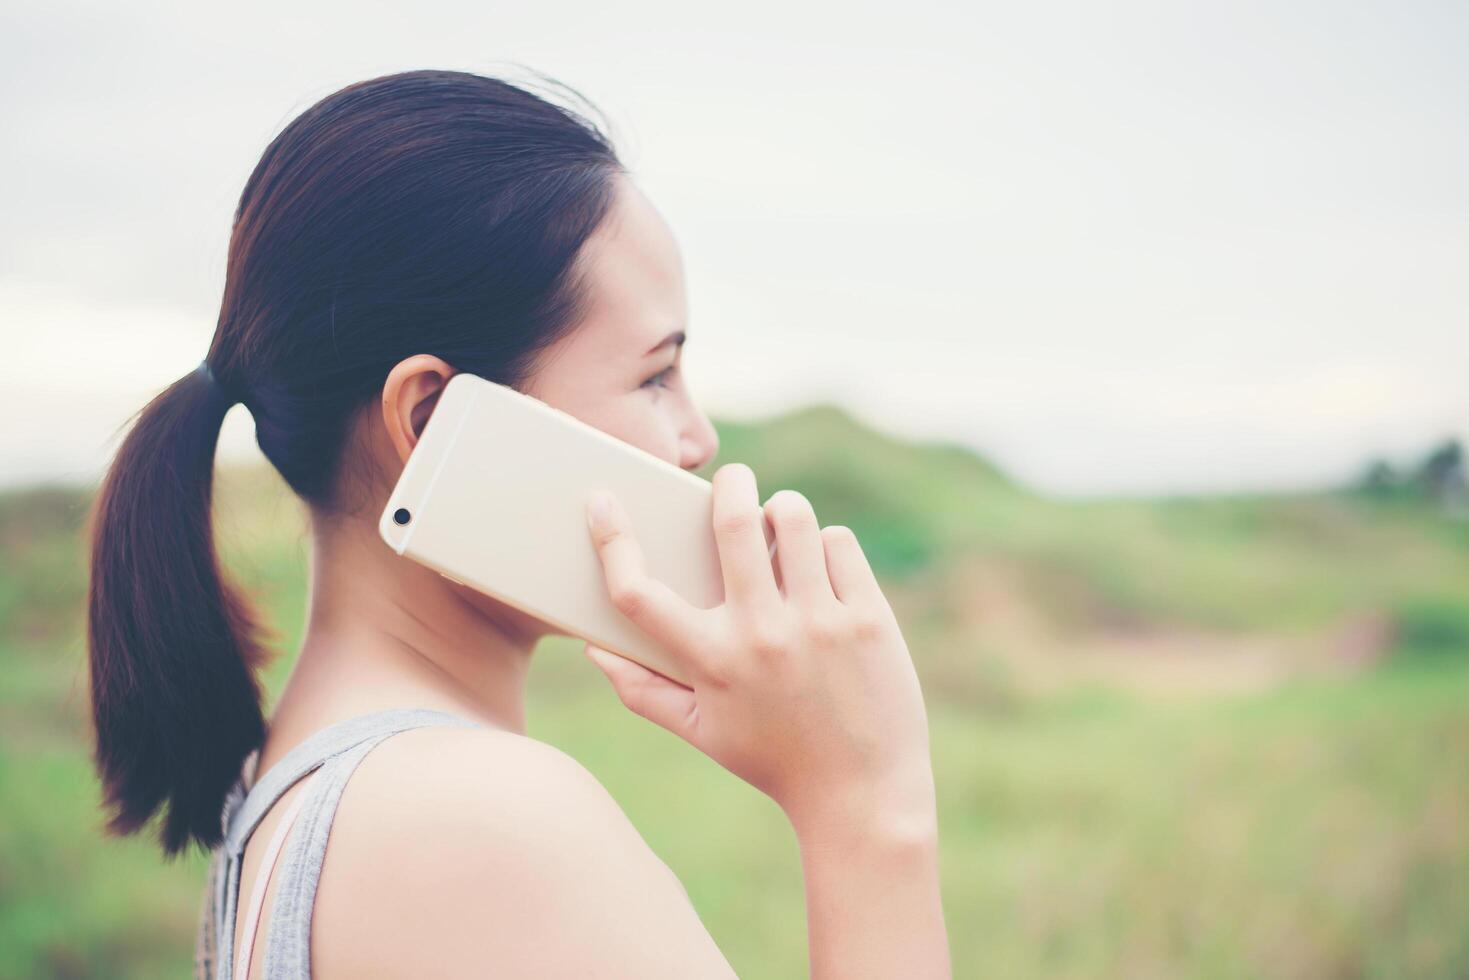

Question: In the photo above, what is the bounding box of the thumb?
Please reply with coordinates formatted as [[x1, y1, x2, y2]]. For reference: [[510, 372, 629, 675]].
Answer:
[[583, 643, 699, 741]]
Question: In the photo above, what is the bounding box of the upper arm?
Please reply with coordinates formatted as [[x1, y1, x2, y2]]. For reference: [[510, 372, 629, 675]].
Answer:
[[312, 726, 739, 980]]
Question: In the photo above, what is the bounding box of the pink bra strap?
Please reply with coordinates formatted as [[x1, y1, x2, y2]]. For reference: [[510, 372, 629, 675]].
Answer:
[[234, 770, 321, 980]]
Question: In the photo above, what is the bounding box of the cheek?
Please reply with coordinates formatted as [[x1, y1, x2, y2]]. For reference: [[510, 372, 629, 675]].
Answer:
[[546, 378, 684, 466], [604, 396, 682, 465]]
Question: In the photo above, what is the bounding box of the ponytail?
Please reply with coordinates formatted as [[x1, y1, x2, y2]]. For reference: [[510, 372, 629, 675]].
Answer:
[[84, 68, 625, 857], [86, 361, 271, 857]]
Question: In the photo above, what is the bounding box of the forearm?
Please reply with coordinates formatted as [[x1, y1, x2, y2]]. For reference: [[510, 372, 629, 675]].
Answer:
[[789, 795, 951, 980]]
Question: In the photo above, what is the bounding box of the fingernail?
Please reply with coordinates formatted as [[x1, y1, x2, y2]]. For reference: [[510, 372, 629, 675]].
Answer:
[[587, 490, 611, 531]]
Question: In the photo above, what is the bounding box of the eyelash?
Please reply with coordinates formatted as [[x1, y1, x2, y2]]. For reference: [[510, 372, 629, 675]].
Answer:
[[641, 365, 676, 391]]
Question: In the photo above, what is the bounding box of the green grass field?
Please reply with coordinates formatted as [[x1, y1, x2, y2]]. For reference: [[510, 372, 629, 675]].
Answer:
[[2, 406, 1466, 978]]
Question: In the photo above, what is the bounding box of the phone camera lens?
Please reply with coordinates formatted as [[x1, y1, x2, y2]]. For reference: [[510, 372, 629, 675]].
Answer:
[[393, 507, 411, 526]]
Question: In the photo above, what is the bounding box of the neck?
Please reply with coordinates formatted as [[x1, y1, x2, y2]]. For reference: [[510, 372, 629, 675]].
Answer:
[[269, 512, 546, 737]]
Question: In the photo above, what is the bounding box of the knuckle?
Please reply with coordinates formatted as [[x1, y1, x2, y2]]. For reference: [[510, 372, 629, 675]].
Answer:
[[802, 608, 848, 646], [747, 622, 790, 662], [852, 610, 890, 642], [615, 679, 648, 716], [714, 506, 759, 537], [767, 490, 818, 532], [609, 582, 649, 619], [701, 651, 738, 690]]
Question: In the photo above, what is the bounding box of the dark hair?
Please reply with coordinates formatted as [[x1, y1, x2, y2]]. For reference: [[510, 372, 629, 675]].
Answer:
[[86, 67, 625, 856]]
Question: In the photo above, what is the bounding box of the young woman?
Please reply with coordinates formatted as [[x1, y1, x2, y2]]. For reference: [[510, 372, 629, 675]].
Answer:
[[86, 68, 950, 979]]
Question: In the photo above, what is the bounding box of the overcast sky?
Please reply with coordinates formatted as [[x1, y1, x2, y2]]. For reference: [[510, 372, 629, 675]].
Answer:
[[2, 0, 1465, 497]]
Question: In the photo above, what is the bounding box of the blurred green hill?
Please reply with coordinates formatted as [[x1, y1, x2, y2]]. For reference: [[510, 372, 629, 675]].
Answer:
[[2, 406, 1466, 978], [713, 404, 1469, 701]]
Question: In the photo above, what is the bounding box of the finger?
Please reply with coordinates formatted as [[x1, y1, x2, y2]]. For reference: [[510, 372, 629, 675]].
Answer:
[[820, 524, 886, 608], [765, 513, 784, 594], [763, 490, 836, 605], [586, 489, 705, 660], [710, 463, 782, 612], [584, 643, 699, 741]]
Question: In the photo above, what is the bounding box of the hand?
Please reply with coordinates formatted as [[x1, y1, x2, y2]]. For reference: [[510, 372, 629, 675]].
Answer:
[[583, 462, 936, 834]]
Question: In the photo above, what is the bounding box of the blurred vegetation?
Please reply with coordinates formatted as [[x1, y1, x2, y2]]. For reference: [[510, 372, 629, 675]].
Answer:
[[1, 406, 1467, 978], [1352, 437, 1468, 515]]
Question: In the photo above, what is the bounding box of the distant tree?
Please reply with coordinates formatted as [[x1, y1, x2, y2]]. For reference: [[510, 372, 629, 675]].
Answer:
[[1414, 438, 1467, 512], [1355, 458, 1401, 498]]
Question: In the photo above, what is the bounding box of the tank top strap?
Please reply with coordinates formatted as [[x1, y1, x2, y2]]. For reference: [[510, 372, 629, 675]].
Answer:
[[213, 705, 485, 979], [223, 706, 480, 853]]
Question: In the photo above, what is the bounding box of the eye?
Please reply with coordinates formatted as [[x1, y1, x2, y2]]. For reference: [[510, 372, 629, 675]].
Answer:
[[641, 365, 676, 391]]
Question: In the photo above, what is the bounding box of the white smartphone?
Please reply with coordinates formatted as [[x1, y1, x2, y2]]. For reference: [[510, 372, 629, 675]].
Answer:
[[378, 371, 773, 686]]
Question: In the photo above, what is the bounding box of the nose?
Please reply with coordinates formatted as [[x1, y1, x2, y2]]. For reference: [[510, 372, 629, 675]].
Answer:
[[681, 405, 720, 472]]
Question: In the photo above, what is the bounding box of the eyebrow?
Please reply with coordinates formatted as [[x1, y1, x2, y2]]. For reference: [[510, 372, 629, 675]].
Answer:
[[644, 329, 686, 356]]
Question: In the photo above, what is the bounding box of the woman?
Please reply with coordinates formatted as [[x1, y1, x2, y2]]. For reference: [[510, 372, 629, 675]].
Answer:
[[86, 68, 950, 979]]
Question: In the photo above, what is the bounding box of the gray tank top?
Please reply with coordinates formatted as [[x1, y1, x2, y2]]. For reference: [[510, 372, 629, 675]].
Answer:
[[193, 706, 486, 979]]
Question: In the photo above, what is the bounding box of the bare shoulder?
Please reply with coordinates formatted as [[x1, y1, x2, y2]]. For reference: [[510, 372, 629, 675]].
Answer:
[[311, 724, 736, 980]]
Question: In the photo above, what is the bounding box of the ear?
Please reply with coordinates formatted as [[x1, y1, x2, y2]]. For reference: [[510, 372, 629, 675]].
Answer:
[[381, 354, 457, 464]]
